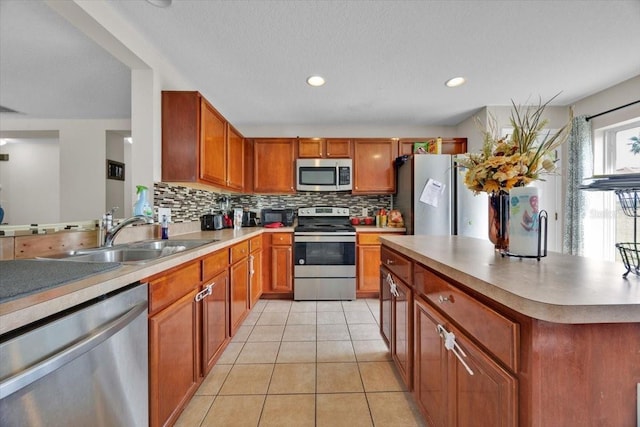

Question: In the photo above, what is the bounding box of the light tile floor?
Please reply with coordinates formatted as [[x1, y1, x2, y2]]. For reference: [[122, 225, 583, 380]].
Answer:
[[175, 298, 426, 427]]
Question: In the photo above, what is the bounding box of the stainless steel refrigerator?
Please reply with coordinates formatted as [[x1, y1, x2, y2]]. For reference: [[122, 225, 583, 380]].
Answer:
[[395, 154, 488, 239]]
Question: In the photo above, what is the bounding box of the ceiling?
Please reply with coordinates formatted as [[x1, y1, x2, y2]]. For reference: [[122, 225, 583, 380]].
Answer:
[[1, 0, 639, 135]]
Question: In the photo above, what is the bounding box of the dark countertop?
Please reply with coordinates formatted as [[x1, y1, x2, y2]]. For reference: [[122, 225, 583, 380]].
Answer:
[[0, 260, 122, 304]]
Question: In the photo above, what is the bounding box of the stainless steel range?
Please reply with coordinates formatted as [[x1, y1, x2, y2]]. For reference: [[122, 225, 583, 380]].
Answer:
[[294, 206, 356, 301]]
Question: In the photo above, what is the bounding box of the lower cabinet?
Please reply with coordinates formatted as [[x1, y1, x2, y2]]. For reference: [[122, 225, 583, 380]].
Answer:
[[201, 269, 229, 375], [230, 240, 250, 335], [414, 296, 518, 427], [148, 261, 201, 427], [249, 235, 262, 307], [270, 232, 293, 293]]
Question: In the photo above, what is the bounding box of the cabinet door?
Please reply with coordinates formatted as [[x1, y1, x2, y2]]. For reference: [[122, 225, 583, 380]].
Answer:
[[202, 270, 229, 375], [227, 124, 244, 190], [149, 290, 199, 427], [230, 257, 249, 335], [448, 323, 518, 427], [249, 250, 263, 307], [392, 276, 412, 389], [379, 268, 392, 348], [358, 243, 381, 293], [271, 244, 292, 292], [414, 298, 448, 427], [200, 99, 227, 186], [325, 138, 351, 158], [353, 139, 397, 194], [298, 138, 324, 158], [253, 138, 296, 193], [161, 91, 199, 182]]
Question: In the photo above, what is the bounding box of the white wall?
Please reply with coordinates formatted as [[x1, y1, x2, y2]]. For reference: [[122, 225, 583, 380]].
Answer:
[[0, 118, 131, 223], [572, 75, 640, 129], [0, 138, 60, 224]]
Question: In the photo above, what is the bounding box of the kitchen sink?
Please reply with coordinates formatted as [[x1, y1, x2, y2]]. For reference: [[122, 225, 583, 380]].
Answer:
[[39, 239, 219, 264]]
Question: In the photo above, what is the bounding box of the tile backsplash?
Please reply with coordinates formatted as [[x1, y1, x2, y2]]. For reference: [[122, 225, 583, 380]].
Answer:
[[154, 182, 393, 223]]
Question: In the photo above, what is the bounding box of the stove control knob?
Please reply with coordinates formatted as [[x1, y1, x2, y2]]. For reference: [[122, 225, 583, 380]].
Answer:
[[298, 259, 305, 265]]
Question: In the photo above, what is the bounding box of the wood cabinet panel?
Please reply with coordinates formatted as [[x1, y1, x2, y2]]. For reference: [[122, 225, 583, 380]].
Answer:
[[357, 244, 381, 293], [201, 269, 229, 375], [415, 264, 518, 371], [148, 261, 201, 315], [249, 250, 262, 307], [352, 139, 397, 194], [162, 91, 199, 182], [227, 124, 244, 190], [14, 230, 99, 259], [392, 274, 412, 389], [379, 269, 392, 348], [230, 243, 249, 335], [399, 138, 467, 156], [380, 246, 412, 283], [253, 138, 296, 193], [149, 289, 199, 427], [298, 138, 351, 158], [199, 98, 227, 186], [202, 249, 228, 281], [414, 296, 517, 427], [270, 233, 292, 293]]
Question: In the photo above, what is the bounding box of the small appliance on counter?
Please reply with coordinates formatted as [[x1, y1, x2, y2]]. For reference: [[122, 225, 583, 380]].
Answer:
[[200, 212, 224, 230], [241, 209, 260, 227], [261, 208, 295, 227]]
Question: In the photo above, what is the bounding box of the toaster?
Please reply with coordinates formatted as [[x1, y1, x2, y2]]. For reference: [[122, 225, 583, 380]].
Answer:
[[200, 213, 224, 230]]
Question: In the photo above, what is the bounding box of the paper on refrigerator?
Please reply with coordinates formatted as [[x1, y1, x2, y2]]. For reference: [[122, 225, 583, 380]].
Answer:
[[419, 178, 446, 207]]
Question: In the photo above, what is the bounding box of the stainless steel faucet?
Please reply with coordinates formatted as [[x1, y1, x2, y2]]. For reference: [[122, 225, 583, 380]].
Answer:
[[103, 214, 154, 247]]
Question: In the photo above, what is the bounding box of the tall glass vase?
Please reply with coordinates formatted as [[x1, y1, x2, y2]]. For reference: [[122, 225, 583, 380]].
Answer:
[[488, 192, 509, 251]]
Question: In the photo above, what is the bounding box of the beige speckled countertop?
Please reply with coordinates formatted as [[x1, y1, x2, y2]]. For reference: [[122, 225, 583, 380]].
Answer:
[[380, 235, 640, 324], [0, 227, 294, 335]]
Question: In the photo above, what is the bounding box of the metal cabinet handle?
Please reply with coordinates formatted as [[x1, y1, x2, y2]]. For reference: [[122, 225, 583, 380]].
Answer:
[[195, 284, 213, 302], [385, 259, 394, 265], [249, 255, 255, 276], [0, 301, 147, 399], [438, 295, 454, 304]]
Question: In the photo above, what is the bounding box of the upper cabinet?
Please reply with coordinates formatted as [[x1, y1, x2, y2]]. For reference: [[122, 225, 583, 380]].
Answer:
[[162, 91, 245, 192], [252, 138, 296, 194], [399, 138, 468, 156], [352, 139, 398, 194], [298, 138, 351, 158]]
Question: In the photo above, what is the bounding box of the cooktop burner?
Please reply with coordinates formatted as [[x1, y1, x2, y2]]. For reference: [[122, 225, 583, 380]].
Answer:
[[295, 206, 354, 233]]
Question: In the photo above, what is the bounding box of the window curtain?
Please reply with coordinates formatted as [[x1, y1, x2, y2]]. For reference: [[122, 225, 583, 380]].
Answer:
[[563, 115, 592, 255]]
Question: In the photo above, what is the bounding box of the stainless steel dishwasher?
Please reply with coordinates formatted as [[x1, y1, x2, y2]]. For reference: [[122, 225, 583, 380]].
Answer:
[[0, 282, 148, 427]]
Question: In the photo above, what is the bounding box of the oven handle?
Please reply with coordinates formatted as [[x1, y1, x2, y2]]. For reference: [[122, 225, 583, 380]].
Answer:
[[294, 234, 356, 243]]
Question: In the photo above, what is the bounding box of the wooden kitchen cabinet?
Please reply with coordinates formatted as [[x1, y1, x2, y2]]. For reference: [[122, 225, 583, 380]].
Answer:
[[201, 250, 230, 375], [162, 91, 244, 192], [298, 138, 351, 158], [252, 138, 296, 193], [352, 139, 397, 194], [414, 296, 517, 427], [148, 261, 201, 427], [357, 232, 403, 297], [249, 235, 263, 307], [269, 232, 293, 294], [398, 137, 468, 156], [230, 240, 250, 335]]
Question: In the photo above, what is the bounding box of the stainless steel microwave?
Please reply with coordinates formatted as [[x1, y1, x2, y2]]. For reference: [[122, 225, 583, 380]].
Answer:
[[296, 158, 352, 192]]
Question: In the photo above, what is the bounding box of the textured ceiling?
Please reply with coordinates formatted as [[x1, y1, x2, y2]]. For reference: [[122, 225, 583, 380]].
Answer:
[[1, 0, 639, 135]]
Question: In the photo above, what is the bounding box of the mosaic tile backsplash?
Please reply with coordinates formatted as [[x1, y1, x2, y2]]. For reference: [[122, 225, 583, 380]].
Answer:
[[154, 182, 393, 223]]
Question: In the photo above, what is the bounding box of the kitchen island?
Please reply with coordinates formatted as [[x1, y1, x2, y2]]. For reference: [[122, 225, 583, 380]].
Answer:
[[380, 234, 640, 427]]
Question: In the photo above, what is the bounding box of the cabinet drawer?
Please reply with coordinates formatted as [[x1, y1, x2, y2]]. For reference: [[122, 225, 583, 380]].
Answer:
[[230, 240, 249, 264], [249, 235, 262, 252], [271, 232, 292, 245], [414, 264, 518, 372], [358, 233, 380, 245], [380, 246, 412, 284], [202, 249, 228, 281], [149, 261, 201, 315]]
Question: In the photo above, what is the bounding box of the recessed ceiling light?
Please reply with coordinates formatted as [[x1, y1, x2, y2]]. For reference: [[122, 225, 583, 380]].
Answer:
[[445, 77, 466, 88], [306, 75, 326, 87]]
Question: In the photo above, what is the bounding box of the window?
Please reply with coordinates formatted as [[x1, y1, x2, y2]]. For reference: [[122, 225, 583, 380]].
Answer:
[[584, 119, 640, 261]]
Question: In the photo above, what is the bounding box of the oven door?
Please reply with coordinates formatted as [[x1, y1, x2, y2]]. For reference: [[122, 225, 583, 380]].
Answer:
[[294, 233, 356, 268]]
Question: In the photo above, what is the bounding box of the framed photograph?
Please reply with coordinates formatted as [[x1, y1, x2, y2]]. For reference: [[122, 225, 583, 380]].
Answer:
[[106, 159, 125, 181]]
